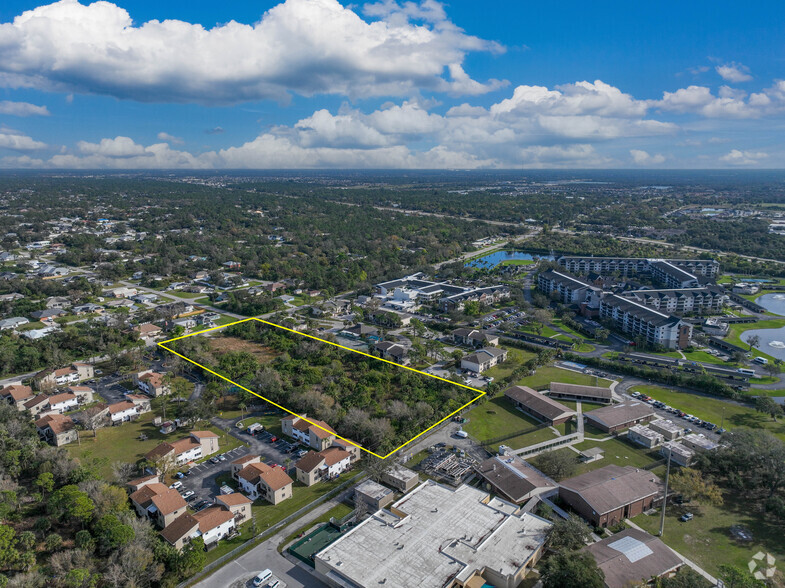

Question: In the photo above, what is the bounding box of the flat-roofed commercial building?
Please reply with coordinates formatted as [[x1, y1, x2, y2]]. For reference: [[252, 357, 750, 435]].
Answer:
[[660, 442, 695, 467], [585, 402, 656, 434], [314, 480, 552, 588], [627, 425, 664, 449]]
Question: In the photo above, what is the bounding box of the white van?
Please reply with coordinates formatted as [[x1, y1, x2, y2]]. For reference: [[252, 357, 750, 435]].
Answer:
[[753, 356, 769, 365], [454, 430, 469, 439], [253, 570, 273, 587]]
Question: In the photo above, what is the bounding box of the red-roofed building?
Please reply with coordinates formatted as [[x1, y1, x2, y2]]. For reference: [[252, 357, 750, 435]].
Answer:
[[134, 370, 170, 397], [129, 483, 188, 528], [144, 431, 220, 473], [107, 400, 139, 424], [294, 447, 352, 486], [35, 413, 78, 446], [33, 362, 94, 391], [0, 384, 34, 411]]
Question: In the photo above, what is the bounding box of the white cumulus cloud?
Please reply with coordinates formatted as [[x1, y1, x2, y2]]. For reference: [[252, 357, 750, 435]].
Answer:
[[0, 129, 47, 150], [157, 132, 183, 145], [715, 62, 753, 83], [0, 0, 504, 104], [719, 149, 768, 165], [630, 149, 666, 165], [0, 100, 50, 116], [654, 81, 785, 118]]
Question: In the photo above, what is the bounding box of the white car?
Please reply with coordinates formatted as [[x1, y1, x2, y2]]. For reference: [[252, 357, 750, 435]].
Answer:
[[169, 481, 183, 490], [182, 490, 195, 499]]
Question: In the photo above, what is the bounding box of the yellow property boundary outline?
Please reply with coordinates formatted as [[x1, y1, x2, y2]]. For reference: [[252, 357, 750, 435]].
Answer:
[[158, 317, 486, 459]]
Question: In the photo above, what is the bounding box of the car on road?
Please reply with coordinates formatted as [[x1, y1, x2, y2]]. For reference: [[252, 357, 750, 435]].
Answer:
[[170, 481, 183, 490], [174, 472, 185, 479], [630, 391, 641, 398], [679, 513, 694, 522], [182, 490, 195, 499], [209, 457, 220, 464], [217, 454, 226, 461], [268, 436, 278, 443]]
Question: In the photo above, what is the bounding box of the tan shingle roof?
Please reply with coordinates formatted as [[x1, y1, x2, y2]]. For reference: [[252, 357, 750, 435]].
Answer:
[[190, 430, 218, 439], [560, 465, 662, 515], [47, 392, 77, 406], [193, 506, 234, 533], [150, 488, 187, 516], [295, 451, 325, 473], [108, 400, 136, 415], [35, 413, 75, 435], [216, 493, 252, 507], [321, 447, 350, 466], [0, 384, 33, 401]]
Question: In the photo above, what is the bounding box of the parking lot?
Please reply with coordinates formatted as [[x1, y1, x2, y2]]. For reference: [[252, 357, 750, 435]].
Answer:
[[623, 391, 724, 440]]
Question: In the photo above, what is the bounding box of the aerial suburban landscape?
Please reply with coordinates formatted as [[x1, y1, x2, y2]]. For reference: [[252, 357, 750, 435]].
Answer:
[[0, 171, 782, 588], [0, 0, 783, 587]]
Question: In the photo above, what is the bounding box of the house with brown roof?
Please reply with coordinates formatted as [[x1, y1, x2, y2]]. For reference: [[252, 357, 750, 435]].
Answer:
[[475, 456, 557, 504], [125, 394, 152, 413], [192, 506, 236, 547], [126, 474, 160, 493], [294, 447, 352, 486], [129, 483, 188, 528], [23, 394, 50, 417], [134, 323, 163, 346], [215, 493, 253, 524], [35, 413, 78, 446], [236, 462, 293, 504], [144, 431, 219, 473], [107, 400, 139, 424], [548, 382, 613, 405], [461, 347, 508, 374], [583, 528, 683, 588], [504, 385, 576, 426], [230, 454, 262, 479], [45, 392, 79, 414], [585, 402, 657, 434], [281, 414, 337, 450], [451, 328, 500, 348], [160, 512, 199, 551], [134, 370, 170, 397], [0, 384, 34, 411], [33, 362, 94, 391], [559, 465, 663, 527], [332, 438, 362, 463], [67, 386, 95, 404]]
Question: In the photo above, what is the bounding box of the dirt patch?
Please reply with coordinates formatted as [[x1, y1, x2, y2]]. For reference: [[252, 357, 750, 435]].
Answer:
[[208, 336, 279, 362]]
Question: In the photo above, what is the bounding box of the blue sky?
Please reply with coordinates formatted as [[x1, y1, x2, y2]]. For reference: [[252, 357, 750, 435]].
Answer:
[[0, 0, 783, 169]]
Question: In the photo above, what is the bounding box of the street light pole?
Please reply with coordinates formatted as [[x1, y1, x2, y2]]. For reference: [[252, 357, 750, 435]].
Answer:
[[659, 447, 672, 537]]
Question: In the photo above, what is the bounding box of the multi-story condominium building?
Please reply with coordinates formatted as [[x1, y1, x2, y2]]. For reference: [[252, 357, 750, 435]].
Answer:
[[649, 260, 699, 288], [33, 362, 94, 391], [557, 256, 719, 279], [537, 269, 602, 305], [599, 294, 692, 349], [623, 286, 725, 314]]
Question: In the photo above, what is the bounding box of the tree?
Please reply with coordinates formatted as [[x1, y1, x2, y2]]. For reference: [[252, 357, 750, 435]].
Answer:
[[94, 514, 135, 554], [74, 530, 96, 552], [755, 395, 782, 421], [34, 472, 54, 498], [547, 515, 592, 551], [717, 565, 765, 588], [707, 429, 785, 498], [533, 450, 578, 481], [540, 551, 605, 588], [0, 525, 18, 569], [44, 533, 63, 551], [746, 335, 761, 352], [48, 485, 95, 525], [669, 468, 723, 507], [15, 532, 35, 552]]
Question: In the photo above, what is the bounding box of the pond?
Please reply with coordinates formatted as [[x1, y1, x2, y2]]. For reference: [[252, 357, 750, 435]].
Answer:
[[755, 293, 785, 316], [742, 326, 785, 361], [466, 250, 554, 269]]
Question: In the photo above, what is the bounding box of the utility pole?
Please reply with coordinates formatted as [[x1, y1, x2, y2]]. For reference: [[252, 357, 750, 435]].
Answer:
[[659, 447, 672, 537], [720, 406, 726, 431]]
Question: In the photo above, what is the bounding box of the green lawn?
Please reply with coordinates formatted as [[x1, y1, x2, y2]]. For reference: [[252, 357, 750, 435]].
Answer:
[[500, 259, 535, 266], [170, 291, 206, 299], [569, 436, 663, 475], [521, 324, 558, 337], [632, 490, 785, 577], [216, 314, 240, 326], [66, 412, 244, 479], [629, 384, 785, 441], [552, 318, 590, 339], [726, 319, 785, 362], [514, 366, 614, 391], [17, 320, 46, 331], [682, 349, 733, 366], [464, 396, 562, 451], [484, 348, 537, 381]]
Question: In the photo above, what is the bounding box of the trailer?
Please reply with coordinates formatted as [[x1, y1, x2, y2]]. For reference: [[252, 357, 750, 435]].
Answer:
[[246, 423, 264, 435]]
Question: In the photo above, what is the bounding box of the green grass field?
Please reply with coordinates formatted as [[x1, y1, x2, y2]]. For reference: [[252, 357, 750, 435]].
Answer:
[[629, 384, 785, 441], [170, 291, 205, 299], [568, 436, 664, 475], [500, 259, 535, 266], [681, 349, 733, 365], [464, 397, 561, 451], [17, 320, 46, 331], [632, 490, 785, 577], [484, 348, 537, 381], [514, 366, 614, 391], [520, 324, 558, 337], [66, 412, 244, 478]]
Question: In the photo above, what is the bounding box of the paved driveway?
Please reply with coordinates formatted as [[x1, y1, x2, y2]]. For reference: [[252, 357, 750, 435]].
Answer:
[[179, 446, 250, 504]]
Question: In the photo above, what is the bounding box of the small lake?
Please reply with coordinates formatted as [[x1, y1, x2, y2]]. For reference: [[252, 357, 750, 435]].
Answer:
[[742, 327, 785, 361], [755, 293, 785, 316], [466, 250, 554, 269]]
